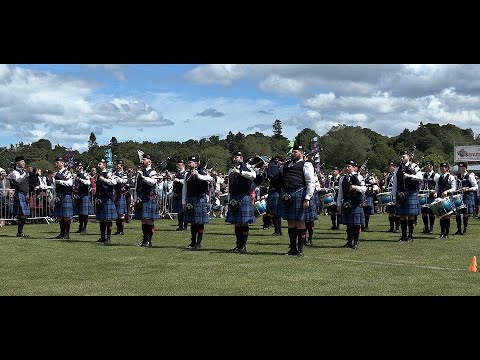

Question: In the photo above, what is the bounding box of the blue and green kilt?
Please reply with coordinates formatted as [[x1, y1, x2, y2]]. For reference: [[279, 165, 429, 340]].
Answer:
[[74, 194, 92, 216], [266, 191, 281, 216], [134, 196, 160, 220], [96, 197, 118, 221], [305, 194, 319, 221], [340, 203, 365, 226], [114, 194, 127, 216], [54, 193, 73, 218], [280, 187, 309, 221], [363, 196, 375, 215], [184, 194, 209, 224], [456, 191, 475, 215], [171, 193, 184, 213], [225, 193, 255, 224], [13, 191, 30, 217], [395, 190, 419, 216]]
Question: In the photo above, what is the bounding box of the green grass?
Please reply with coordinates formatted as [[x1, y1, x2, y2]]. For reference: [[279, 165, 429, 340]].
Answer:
[[1, 214, 480, 295]]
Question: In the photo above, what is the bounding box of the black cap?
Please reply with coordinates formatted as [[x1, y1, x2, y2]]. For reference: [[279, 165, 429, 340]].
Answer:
[[399, 150, 409, 156], [99, 158, 107, 163], [332, 166, 339, 171], [345, 159, 357, 166], [116, 159, 124, 165], [458, 162, 467, 168], [177, 159, 185, 164], [233, 151, 243, 157], [142, 153, 152, 160], [388, 160, 395, 166], [14, 156, 24, 162], [55, 156, 64, 162], [292, 143, 304, 151], [439, 162, 449, 168], [76, 161, 84, 167], [187, 155, 199, 162], [424, 160, 433, 166]]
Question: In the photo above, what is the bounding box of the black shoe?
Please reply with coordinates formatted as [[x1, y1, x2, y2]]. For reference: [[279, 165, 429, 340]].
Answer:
[[284, 248, 298, 256], [422, 228, 429, 233], [142, 241, 152, 247], [237, 246, 247, 253], [63, 234, 70, 240], [96, 238, 105, 243], [453, 230, 463, 235], [363, 227, 369, 232], [297, 250, 304, 257], [195, 242, 202, 249], [406, 236, 413, 242], [387, 228, 394, 232], [231, 247, 240, 252], [186, 242, 196, 249], [428, 229, 433, 234], [176, 227, 184, 231], [305, 238, 313, 246], [54, 234, 64, 239], [438, 234, 445, 239], [137, 241, 146, 246], [398, 236, 407, 242], [113, 231, 124, 235], [272, 232, 282, 236], [463, 228, 467, 235], [330, 226, 337, 230], [75, 228, 83, 233], [16, 233, 29, 238], [104, 237, 111, 245], [352, 243, 358, 250], [341, 242, 352, 248]]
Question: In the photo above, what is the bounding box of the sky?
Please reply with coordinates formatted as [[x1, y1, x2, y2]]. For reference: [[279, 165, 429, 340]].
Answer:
[[1, 64, 480, 152]]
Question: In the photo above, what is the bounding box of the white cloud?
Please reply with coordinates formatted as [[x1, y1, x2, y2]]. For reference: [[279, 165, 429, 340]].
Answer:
[[184, 64, 246, 85], [259, 74, 307, 96]]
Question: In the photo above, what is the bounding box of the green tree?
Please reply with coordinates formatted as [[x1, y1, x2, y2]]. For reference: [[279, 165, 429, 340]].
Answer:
[[273, 119, 283, 137], [31, 139, 52, 150], [88, 132, 98, 149]]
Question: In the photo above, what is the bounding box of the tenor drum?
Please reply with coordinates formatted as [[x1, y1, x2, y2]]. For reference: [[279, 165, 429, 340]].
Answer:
[[430, 198, 455, 218], [253, 199, 267, 217], [319, 193, 335, 209], [377, 192, 393, 206], [418, 193, 434, 208], [451, 194, 466, 210]]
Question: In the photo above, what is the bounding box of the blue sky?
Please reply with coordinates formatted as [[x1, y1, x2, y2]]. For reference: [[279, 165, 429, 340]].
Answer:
[[1, 64, 480, 151]]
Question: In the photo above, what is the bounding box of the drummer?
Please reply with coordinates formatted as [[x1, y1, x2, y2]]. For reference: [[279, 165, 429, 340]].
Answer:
[[420, 160, 439, 234], [453, 162, 477, 235], [434, 162, 456, 239]]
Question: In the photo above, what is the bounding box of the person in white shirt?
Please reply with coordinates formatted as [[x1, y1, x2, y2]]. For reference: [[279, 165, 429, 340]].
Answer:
[[434, 162, 457, 239], [453, 162, 478, 235]]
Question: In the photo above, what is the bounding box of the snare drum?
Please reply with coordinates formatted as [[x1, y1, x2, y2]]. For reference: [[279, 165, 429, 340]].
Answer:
[[319, 193, 335, 209], [377, 192, 393, 206], [430, 197, 455, 218], [253, 199, 267, 217], [451, 194, 466, 210], [418, 193, 434, 208]]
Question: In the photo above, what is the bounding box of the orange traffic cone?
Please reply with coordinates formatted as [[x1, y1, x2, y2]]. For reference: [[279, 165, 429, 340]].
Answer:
[[468, 256, 477, 273]]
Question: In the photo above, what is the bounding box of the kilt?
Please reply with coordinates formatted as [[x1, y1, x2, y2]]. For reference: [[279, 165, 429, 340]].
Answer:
[[280, 187, 309, 221], [327, 203, 338, 215], [114, 194, 127, 215], [171, 192, 184, 213], [74, 194, 92, 216], [225, 193, 255, 224], [304, 194, 319, 221], [395, 190, 420, 216], [134, 196, 160, 220], [96, 197, 118, 221], [13, 191, 30, 217], [53, 193, 73, 218], [340, 204, 365, 226], [456, 191, 475, 215], [363, 196, 375, 215], [184, 194, 209, 224], [266, 191, 281, 216]]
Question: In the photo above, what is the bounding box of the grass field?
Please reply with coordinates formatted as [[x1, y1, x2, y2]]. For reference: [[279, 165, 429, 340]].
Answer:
[[1, 213, 480, 296]]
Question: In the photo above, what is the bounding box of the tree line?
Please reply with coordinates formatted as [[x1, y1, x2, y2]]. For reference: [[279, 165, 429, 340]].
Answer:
[[1, 121, 479, 177]]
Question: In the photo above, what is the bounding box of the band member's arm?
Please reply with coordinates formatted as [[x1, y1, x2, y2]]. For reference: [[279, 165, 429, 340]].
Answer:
[[76, 174, 91, 186], [115, 173, 127, 185], [392, 168, 398, 202], [196, 173, 213, 182], [336, 177, 344, 206], [403, 163, 423, 181], [101, 171, 117, 186], [303, 161, 315, 201], [139, 170, 158, 186], [56, 171, 74, 187], [174, 177, 185, 185], [448, 175, 457, 193], [352, 174, 367, 193], [468, 173, 478, 192], [238, 163, 256, 180]]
